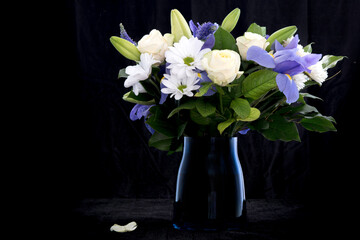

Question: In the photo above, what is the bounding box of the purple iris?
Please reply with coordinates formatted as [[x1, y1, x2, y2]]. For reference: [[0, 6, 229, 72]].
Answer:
[[246, 35, 321, 104], [130, 104, 155, 134], [119, 23, 136, 46], [159, 81, 168, 104], [189, 20, 218, 49]]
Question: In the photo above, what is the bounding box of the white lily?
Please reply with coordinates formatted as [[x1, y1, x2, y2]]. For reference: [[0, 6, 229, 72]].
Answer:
[[124, 53, 160, 95]]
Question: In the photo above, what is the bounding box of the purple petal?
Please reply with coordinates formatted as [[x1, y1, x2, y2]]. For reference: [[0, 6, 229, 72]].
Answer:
[[130, 104, 153, 120], [159, 82, 168, 104], [302, 53, 322, 67], [195, 22, 218, 40], [239, 128, 250, 135], [201, 34, 215, 50], [274, 48, 298, 63], [247, 46, 276, 68], [189, 20, 198, 36], [274, 40, 285, 51], [273, 60, 306, 76], [130, 104, 142, 121], [285, 34, 299, 49], [276, 74, 299, 104], [119, 23, 136, 46], [145, 121, 155, 134]]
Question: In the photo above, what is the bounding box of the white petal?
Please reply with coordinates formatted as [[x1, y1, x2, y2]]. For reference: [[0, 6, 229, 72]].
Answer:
[[162, 79, 178, 89], [174, 92, 183, 100], [124, 76, 139, 88], [110, 222, 137, 233], [161, 88, 175, 94], [132, 83, 146, 95], [125, 65, 140, 76]]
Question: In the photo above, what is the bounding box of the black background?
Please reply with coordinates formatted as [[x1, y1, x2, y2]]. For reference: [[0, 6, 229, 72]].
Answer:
[[43, 0, 359, 234]]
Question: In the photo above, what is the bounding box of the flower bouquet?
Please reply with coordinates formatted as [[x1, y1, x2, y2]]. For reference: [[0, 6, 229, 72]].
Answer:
[[110, 8, 344, 154]]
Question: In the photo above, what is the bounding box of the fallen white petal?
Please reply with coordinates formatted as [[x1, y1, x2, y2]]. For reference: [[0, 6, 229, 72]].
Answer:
[[110, 221, 137, 233], [124, 221, 137, 231]]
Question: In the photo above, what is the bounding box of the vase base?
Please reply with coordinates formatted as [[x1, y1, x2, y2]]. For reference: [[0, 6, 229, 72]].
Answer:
[[172, 219, 246, 231]]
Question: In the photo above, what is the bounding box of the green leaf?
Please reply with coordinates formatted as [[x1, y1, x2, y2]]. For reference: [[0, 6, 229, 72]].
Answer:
[[195, 82, 214, 97], [237, 107, 260, 122], [242, 69, 278, 100], [110, 36, 141, 61], [321, 55, 345, 70], [177, 121, 187, 138], [215, 84, 225, 95], [246, 23, 266, 36], [221, 8, 241, 33], [227, 75, 245, 98], [196, 99, 216, 117], [250, 118, 269, 130], [260, 114, 300, 142], [123, 91, 155, 105], [190, 109, 211, 125], [148, 132, 174, 151], [218, 118, 235, 135], [167, 100, 196, 118], [300, 93, 323, 101], [303, 43, 314, 53], [146, 106, 176, 137], [118, 68, 128, 79], [300, 116, 336, 133], [213, 26, 238, 51], [265, 26, 297, 51], [230, 98, 251, 119]]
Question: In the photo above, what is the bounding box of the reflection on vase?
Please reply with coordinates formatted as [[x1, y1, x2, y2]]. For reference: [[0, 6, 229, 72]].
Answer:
[[173, 137, 246, 231]]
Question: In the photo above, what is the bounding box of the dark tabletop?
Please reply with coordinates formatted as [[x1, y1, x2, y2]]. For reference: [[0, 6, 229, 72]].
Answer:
[[60, 198, 336, 239]]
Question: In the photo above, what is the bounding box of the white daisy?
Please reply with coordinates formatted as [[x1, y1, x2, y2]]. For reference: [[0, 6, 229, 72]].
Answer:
[[124, 53, 160, 95], [292, 73, 309, 90], [308, 61, 328, 84], [161, 73, 200, 100], [165, 36, 211, 79]]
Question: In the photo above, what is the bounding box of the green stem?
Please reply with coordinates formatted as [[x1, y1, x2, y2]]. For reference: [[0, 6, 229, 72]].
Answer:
[[251, 88, 278, 108], [149, 78, 160, 93], [219, 93, 224, 114]]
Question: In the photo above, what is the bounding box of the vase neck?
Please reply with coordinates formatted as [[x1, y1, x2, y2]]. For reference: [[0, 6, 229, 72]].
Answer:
[[183, 137, 238, 161], [184, 136, 237, 148]]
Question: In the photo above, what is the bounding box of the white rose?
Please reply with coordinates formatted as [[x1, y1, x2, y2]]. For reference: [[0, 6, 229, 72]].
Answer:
[[201, 50, 243, 86], [236, 32, 269, 60], [137, 29, 173, 62]]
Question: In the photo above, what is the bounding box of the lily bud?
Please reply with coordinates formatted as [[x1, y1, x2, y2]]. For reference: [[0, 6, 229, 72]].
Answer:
[[110, 36, 141, 61], [170, 9, 192, 42], [221, 8, 240, 33]]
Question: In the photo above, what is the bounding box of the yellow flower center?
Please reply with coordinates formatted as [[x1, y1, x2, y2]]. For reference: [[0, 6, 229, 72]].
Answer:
[[219, 52, 231, 58], [178, 85, 187, 93], [183, 57, 194, 66], [285, 74, 292, 80], [269, 53, 275, 58]]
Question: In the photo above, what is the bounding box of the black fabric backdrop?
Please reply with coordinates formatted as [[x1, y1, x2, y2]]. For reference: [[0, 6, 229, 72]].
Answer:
[[56, 0, 360, 212]]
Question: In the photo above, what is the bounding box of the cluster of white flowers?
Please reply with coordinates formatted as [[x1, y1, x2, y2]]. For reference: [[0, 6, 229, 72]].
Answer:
[[124, 29, 244, 100], [162, 36, 210, 99], [122, 28, 328, 101]]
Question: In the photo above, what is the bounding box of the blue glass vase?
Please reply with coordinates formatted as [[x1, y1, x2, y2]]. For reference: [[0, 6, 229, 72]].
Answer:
[[173, 137, 246, 231]]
